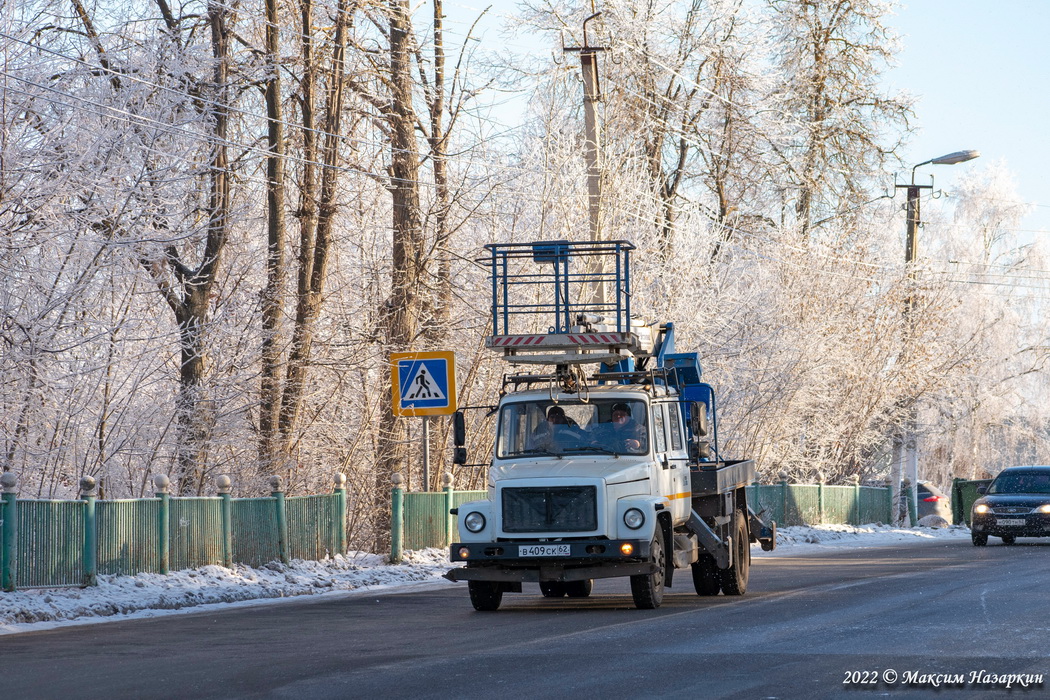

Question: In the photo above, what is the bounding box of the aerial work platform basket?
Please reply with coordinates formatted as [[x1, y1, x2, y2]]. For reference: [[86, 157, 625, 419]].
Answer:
[[483, 240, 656, 365]]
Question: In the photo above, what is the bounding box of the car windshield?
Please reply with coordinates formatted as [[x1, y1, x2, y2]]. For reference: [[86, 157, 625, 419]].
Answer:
[[496, 398, 649, 458], [988, 472, 1050, 494]]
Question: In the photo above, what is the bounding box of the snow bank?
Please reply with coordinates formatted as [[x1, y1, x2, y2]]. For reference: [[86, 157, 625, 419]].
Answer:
[[0, 523, 971, 635], [756, 522, 970, 556], [0, 548, 454, 635]]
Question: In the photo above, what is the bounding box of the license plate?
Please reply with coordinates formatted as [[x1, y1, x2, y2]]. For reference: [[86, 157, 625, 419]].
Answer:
[[519, 544, 571, 557], [997, 518, 1025, 526]]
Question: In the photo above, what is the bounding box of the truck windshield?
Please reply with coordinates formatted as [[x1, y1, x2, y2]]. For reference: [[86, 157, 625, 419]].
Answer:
[[496, 398, 649, 458]]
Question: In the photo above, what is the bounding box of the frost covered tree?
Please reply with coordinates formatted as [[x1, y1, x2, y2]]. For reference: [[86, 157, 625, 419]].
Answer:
[[918, 164, 1050, 483], [766, 0, 912, 233]]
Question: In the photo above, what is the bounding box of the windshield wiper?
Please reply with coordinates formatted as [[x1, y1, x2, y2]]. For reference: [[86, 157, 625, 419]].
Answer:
[[516, 448, 563, 459], [562, 446, 620, 457]]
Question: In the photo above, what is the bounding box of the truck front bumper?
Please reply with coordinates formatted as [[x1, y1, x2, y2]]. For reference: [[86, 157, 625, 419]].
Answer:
[[445, 538, 655, 583]]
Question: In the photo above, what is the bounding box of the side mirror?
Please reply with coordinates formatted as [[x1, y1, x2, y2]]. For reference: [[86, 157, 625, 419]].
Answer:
[[453, 411, 467, 465], [453, 411, 466, 447], [976, 485, 987, 495], [689, 402, 709, 437]]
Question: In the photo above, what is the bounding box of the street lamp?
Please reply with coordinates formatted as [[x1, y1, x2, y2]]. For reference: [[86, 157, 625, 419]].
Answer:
[[893, 149, 980, 525], [899, 149, 981, 268]]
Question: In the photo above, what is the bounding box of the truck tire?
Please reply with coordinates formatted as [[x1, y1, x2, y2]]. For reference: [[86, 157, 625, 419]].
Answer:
[[468, 581, 503, 611], [691, 554, 721, 596], [972, 532, 988, 546], [1001, 535, 1016, 545], [630, 525, 665, 609], [718, 510, 750, 596], [540, 581, 567, 598], [565, 579, 592, 598]]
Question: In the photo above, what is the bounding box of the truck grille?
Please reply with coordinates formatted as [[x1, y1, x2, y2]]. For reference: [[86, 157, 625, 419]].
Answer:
[[501, 486, 597, 533]]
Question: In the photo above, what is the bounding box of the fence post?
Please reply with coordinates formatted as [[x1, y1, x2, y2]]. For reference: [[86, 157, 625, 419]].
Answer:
[[334, 473, 347, 556], [850, 475, 861, 525], [217, 475, 232, 568], [1, 472, 18, 592], [817, 473, 825, 525], [80, 476, 98, 587], [904, 476, 918, 527], [270, 476, 289, 565], [779, 471, 789, 526], [884, 477, 894, 525], [951, 477, 964, 525], [391, 473, 404, 564], [155, 475, 170, 575], [442, 472, 454, 547]]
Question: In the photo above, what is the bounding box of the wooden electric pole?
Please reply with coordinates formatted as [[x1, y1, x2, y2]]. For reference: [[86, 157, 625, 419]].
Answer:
[[564, 11, 608, 307]]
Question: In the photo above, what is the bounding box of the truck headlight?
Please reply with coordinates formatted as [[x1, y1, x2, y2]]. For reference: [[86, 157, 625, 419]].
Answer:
[[464, 511, 486, 533], [1037, 504, 1050, 514], [623, 508, 645, 530], [974, 504, 990, 514]]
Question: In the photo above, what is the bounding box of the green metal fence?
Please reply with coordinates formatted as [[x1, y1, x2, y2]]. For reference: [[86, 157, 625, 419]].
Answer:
[[97, 499, 161, 577], [16, 500, 86, 589], [748, 482, 894, 528], [391, 487, 486, 562], [392, 481, 900, 556], [0, 473, 348, 592], [231, 498, 281, 568]]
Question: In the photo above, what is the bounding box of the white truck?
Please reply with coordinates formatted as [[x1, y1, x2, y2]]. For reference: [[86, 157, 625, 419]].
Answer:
[[445, 240, 775, 610]]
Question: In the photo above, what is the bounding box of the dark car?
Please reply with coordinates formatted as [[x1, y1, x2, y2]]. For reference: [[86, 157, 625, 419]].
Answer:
[[970, 466, 1050, 546]]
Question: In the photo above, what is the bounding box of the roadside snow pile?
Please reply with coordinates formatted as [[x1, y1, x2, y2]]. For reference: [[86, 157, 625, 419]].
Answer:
[[0, 524, 972, 634], [761, 522, 970, 555], [0, 548, 454, 634]]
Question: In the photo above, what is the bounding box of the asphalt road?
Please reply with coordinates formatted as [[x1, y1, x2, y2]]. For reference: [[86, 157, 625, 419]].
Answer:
[[2, 538, 1048, 700]]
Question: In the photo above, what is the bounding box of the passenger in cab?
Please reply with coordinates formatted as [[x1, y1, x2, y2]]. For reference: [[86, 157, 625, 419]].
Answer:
[[591, 402, 646, 453]]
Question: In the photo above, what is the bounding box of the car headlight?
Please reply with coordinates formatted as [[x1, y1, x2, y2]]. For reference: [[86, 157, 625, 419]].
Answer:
[[1037, 504, 1050, 514], [623, 508, 645, 530], [464, 511, 486, 533], [974, 504, 990, 514]]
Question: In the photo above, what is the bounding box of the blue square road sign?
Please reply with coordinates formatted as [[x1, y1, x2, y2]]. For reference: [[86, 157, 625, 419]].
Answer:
[[391, 351, 457, 417]]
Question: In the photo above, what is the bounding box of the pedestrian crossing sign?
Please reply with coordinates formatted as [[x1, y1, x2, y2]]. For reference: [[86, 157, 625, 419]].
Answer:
[[391, 351, 457, 417]]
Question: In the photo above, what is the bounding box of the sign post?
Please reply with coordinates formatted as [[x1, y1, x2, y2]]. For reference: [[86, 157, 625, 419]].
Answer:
[[391, 351, 457, 491]]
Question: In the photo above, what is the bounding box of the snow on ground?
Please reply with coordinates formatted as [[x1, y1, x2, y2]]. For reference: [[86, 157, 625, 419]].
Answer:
[[0, 523, 970, 635], [754, 522, 969, 556]]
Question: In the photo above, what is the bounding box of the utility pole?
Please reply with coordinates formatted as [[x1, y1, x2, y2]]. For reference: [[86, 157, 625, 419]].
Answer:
[[893, 179, 930, 524], [891, 149, 978, 524], [564, 10, 608, 307]]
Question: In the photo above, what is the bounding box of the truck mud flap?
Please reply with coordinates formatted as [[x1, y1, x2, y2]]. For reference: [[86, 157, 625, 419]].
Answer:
[[445, 561, 657, 584], [686, 510, 730, 569], [748, 507, 776, 551]]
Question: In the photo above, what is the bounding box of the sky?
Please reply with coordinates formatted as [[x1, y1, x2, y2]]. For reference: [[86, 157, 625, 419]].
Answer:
[[886, 0, 1050, 234]]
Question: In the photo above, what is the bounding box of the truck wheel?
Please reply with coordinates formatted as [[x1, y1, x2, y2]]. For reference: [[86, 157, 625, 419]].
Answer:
[[691, 554, 721, 596], [468, 581, 503, 611], [565, 579, 592, 598], [718, 510, 750, 596], [972, 532, 988, 546], [539, 581, 567, 598], [630, 525, 665, 609], [1001, 535, 1016, 545]]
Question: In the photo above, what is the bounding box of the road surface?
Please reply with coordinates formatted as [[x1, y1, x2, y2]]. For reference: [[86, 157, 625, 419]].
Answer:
[[1, 538, 1046, 699]]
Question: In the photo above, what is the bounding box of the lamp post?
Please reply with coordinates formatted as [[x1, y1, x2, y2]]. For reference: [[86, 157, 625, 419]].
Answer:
[[892, 149, 980, 524]]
